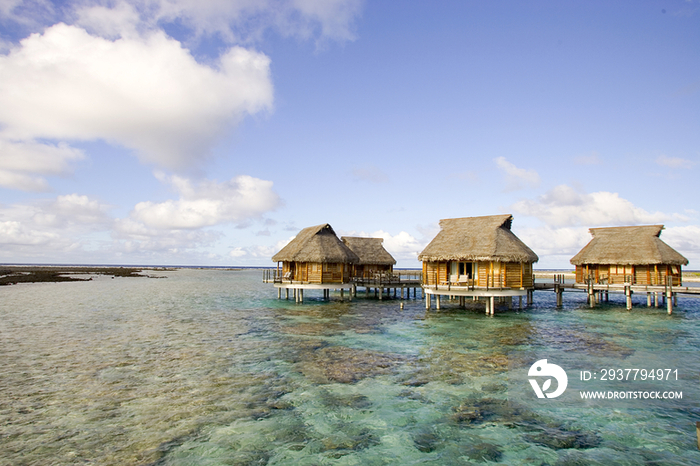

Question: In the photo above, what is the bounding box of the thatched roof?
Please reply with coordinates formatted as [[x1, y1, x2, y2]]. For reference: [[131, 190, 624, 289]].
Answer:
[[272, 224, 359, 264], [417, 214, 539, 263], [570, 225, 688, 266], [341, 237, 396, 266]]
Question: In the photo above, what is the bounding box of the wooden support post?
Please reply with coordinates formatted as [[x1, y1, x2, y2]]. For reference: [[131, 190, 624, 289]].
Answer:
[[625, 285, 632, 311], [379, 288, 383, 300], [490, 296, 495, 316], [555, 284, 563, 307], [588, 282, 595, 308], [278, 287, 281, 299], [519, 296, 523, 310], [300, 289, 304, 303], [655, 291, 660, 307], [436, 294, 441, 310], [696, 421, 700, 450], [667, 288, 673, 315], [647, 292, 652, 307], [485, 298, 489, 315], [425, 293, 431, 310]]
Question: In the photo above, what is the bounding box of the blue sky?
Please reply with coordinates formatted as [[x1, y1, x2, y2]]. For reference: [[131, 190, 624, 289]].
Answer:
[[0, 0, 698, 269]]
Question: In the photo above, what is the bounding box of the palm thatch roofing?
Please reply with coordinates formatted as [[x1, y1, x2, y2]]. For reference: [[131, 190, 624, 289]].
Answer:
[[570, 225, 688, 266], [272, 224, 359, 264], [417, 214, 539, 263], [341, 237, 396, 266]]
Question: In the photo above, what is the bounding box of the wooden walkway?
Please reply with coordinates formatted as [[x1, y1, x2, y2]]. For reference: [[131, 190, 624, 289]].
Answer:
[[535, 274, 700, 314], [352, 271, 422, 300]]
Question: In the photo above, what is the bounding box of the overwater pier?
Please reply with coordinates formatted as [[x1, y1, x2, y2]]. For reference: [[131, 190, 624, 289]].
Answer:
[[536, 274, 700, 314]]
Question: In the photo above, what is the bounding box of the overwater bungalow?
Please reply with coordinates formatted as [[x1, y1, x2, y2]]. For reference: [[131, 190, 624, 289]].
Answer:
[[570, 225, 688, 286], [418, 214, 539, 313], [341, 236, 396, 279], [266, 223, 359, 301]]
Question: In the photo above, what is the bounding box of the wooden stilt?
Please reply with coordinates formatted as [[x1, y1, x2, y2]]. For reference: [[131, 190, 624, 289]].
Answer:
[[436, 294, 441, 310], [667, 288, 673, 315], [625, 285, 632, 311], [425, 293, 431, 310]]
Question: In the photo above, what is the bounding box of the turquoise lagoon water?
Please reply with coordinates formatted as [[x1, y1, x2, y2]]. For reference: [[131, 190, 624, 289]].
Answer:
[[1, 268, 700, 465]]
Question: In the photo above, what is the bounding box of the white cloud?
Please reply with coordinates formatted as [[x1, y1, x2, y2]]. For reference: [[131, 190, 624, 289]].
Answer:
[[131, 174, 281, 229], [74, 1, 142, 39], [3, 0, 363, 45], [0, 220, 59, 246], [656, 155, 696, 170], [112, 217, 222, 254], [516, 226, 592, 258], [0, 139, 84, 191], [494, 156, 540, 191], [370, 230, 424, 260], [0, 194, 112, 256], [662, 225, 700, 259], [228, 244, 277, 260], [0, 23, 273, 171], [127, 0, 363, 44], [511, 184, 682, 228]]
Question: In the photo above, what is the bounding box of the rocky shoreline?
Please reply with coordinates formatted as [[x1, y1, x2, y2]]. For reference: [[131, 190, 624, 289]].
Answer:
[[0, 266, 168, 286]]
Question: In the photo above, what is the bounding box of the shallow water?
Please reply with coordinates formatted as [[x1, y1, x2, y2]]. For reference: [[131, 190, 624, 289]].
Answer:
[[1, 269, 699, 465]]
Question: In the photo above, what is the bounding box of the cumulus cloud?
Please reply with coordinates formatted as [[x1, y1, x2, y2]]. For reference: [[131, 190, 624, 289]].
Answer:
[[656, 155, 696, 170], [511, 184, 683, 228], [112, 217, 222, 255], [662, 225, 700, 257], [494, 157, 540, 191], [516, 226, 592, 258], [0, 140, 84, 191], [229, 244, 277, 260], [0, 193, 112, 256], [0, 23, 273, 171], [370, 230, 424, 261], [131, 174, 281, 229]]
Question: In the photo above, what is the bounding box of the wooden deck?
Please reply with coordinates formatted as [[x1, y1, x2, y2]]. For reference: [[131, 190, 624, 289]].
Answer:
[[535, 274, 700, 314]]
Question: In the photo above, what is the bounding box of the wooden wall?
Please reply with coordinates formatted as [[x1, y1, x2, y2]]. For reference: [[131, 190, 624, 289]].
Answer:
[[575, 264, 682, 286], [281, 261, 352, 283], [422, 260, 534, 289]]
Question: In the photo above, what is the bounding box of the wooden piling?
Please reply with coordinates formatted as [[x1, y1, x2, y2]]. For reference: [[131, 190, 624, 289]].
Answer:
[[696, 421, 700, 450], [625, 285, 632, 311]]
